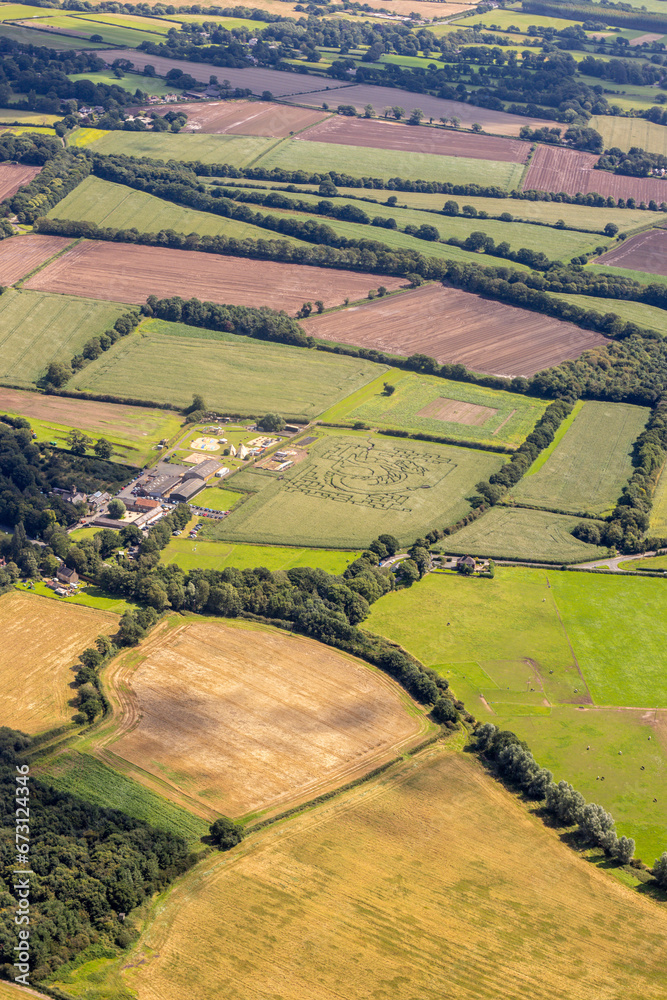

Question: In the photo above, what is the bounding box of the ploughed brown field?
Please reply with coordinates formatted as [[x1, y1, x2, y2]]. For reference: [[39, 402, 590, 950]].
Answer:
[[0, 233, 73, 284], [524, 144, 667, 204], [629, 32, 664, 45], [285, 85, 559, 136], [146, 99, 328, 136], [24, 240, 405, 311], [97, 50, 352, 96], [596, 229, 667, 277], [298, 115, 530, 162], [104, 620, 426, 819], [302, 284, 608, 377], [0, 163, 41, 201]]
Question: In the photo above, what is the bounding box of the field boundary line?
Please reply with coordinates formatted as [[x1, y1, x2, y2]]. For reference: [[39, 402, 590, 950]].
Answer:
[[245, 135, 290, 168], [547, 580, 593, 703], [13, 236, 81, 289]]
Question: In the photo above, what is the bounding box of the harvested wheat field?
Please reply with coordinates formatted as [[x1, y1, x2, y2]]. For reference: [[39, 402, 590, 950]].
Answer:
[[0, 591, 118, 734], [25, 240, 404, 310], [299, 116, 530, 162], [596, 229, 667, 277], [104, 619, 426, 819], [0, 233, 73, 284], [524, 144, 667, 204], [118, 748, 667, 1000], [148, 99, 328, 136], [0, 162, 41, 200], [302, 285, 607, 377]]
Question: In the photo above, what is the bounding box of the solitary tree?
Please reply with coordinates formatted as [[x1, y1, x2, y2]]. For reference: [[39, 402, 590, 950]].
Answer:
[[210, 816, 244, 850], [604, 222, 619, 237], [107, 498, 126, 520], [257, 413, 285, 433], [186, 393, 206, 414], [94, 438, 113, 460]]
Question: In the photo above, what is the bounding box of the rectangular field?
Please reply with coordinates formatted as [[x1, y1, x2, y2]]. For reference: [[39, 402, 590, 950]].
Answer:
[[302, 284, 608, 377], [444, 507, 608, 562], [106, 619, 424, 818], [0, 591, 118, 735], [298, 116, 531, 163], [25, 239, 403, 311], [70, 320, 386, 419], [0, 162, 40, 200], [0, 233, 73, 285], [590, 115, 667, 156], [512, 401, 649, 516], [159, 538, 360, 573], [89, 130, 277, 166], [115, 750, 667, 1000], [524, 144, 667, 204], [284, 84, 559, 136], [595, 229, 667, 278], [0, 288, 124, 386], [146, 99, 329, 137], [322, 369, 547, 448], [649, 463, 667, 534], [204, 432, 505, 547]]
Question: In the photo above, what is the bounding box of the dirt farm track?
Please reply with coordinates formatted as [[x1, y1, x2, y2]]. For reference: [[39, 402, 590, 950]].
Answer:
[[524, 145, 667, 204], [303, 284, 607, 377], [0, 234, 74, 285], [298, 116, 530, 162], [24, 240, 405, 311], [596, 229, 667, 277]]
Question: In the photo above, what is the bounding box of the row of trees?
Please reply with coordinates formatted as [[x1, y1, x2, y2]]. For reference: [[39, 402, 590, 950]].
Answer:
[[44, 310, 141, 387]]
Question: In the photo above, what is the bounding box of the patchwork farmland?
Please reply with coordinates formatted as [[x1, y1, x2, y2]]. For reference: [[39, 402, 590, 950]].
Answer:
[[0, 233, 73, 284], [24, 240, 404, 310], [595, 230, 667, 277], [302, 284, 608, 377], [524, 144, 667, 204], [145, 99, 329, 136]]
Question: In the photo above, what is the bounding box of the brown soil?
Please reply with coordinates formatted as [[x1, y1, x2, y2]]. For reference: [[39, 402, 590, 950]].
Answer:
[[0, 234, 73, 285], [302, 284, 607, 377], [25, 239, 404, 311], [417, 397, 497, 425], [0, 163, 41, 201], [299, 116, 530, 162], [524, 144, 667, 204], [629, 32, 664, 45], [0, 386, 173, 437], [144, 99, 328, 137], [595, 229, 667, 277], [105, 620, 426, 818]]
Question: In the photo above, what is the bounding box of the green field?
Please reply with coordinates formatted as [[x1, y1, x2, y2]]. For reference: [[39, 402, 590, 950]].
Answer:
[[366, 567, 667, 861], [71, 319, 387, 420], [552, 290, 667, 335], [192, 487, 243, 510], [590, 115, 667, 156], [253, 137, 527, 189], [202, 430, 505, 547], [512, 400, 648, 516], [0, 22, 110, 46], [321, 369, 547, 448], [445, 507, 609, 562], [0, 108, 60, 125], [38, 751, 208, 844], [50, 176, 308, 246], [90, 130, 277, 165], [587, 262, 667, 288], [650, 464, 667, 534], [14, 580, 136, 615], [160, 537, 361, 572], [18, 11, 171, 46], [622, 553, 667, 570], [0, 289, 123, 387], [69, 70, 180, 97]]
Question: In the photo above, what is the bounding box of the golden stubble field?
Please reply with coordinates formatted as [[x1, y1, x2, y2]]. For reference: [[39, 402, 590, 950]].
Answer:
[[103, 619, 426, 819], [0, 591, 118, 734], [119, 747, 667, 1000]]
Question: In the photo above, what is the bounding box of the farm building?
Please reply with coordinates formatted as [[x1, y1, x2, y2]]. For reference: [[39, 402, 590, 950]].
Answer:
[[171, 479, 206, 503], [143, 474, 183, 498], [214, 466, 230, 478], [88, 490, 111, 508], [183, 459, 223, 482], [127, 497, 161, 513], [56, 565, 79, 585]]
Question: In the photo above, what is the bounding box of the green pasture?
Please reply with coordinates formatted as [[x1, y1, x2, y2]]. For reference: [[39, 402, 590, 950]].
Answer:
[[71, 320, 387, 420], [622, 554, 667, 570], [586, 262, 667, 288], [202, 430, 504, 547], [512, 401, 649, 516], [21, 11, 168, 46], [253, 137, 527, 189], [67, 127, 109, 147], [0, 23, 110, 46], [578, 75, 661, 112], [165, 14, 270, 29], [14, 580, 135, 615], [649, 467, 667, 534], [0, 289, 123, 387], [192, 487, 243, 511], [37, 751, 208, 845], [160, 537, 361, 572], [551, 290, 667, 335], [523, 400, 583, 476], [0, 4, 56, 19], [69, 70, 179, 97], [0, 108, 60, 125], [70, 11, 176, 34], [91, 130, 277, 166], [453, 10, 589, 30], [590, 115, 667, 156], [50, 176, 308, 246], [445, 507, 609, 562], [321, 368, 547, 448], [366, 566, 667, 861]]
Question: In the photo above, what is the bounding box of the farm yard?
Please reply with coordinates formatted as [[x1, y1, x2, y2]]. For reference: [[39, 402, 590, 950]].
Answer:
[[511, 401, 649, 516], [302, 284, 608, 377], [297, 115, 531, 162], [0, 288, 124, 386], [322, 369, 548, 448], [0, 161, 40, 200], [101, 618, 426, 818], [70, 319, 386, 418], [109, 750, 667, 1000], [0, 591, 118, 734], [145, 99, 329, 136], [366, 568, 667, 862], [24, 239, 404, 310], [524, 144, 667, 204], [0, 233, 73, 285], [595, 230, 667, 278], [204, 432, 505, 547]]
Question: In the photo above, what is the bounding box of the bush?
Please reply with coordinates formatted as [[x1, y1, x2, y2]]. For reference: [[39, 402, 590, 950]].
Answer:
[[210, 816, 244, 850]]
